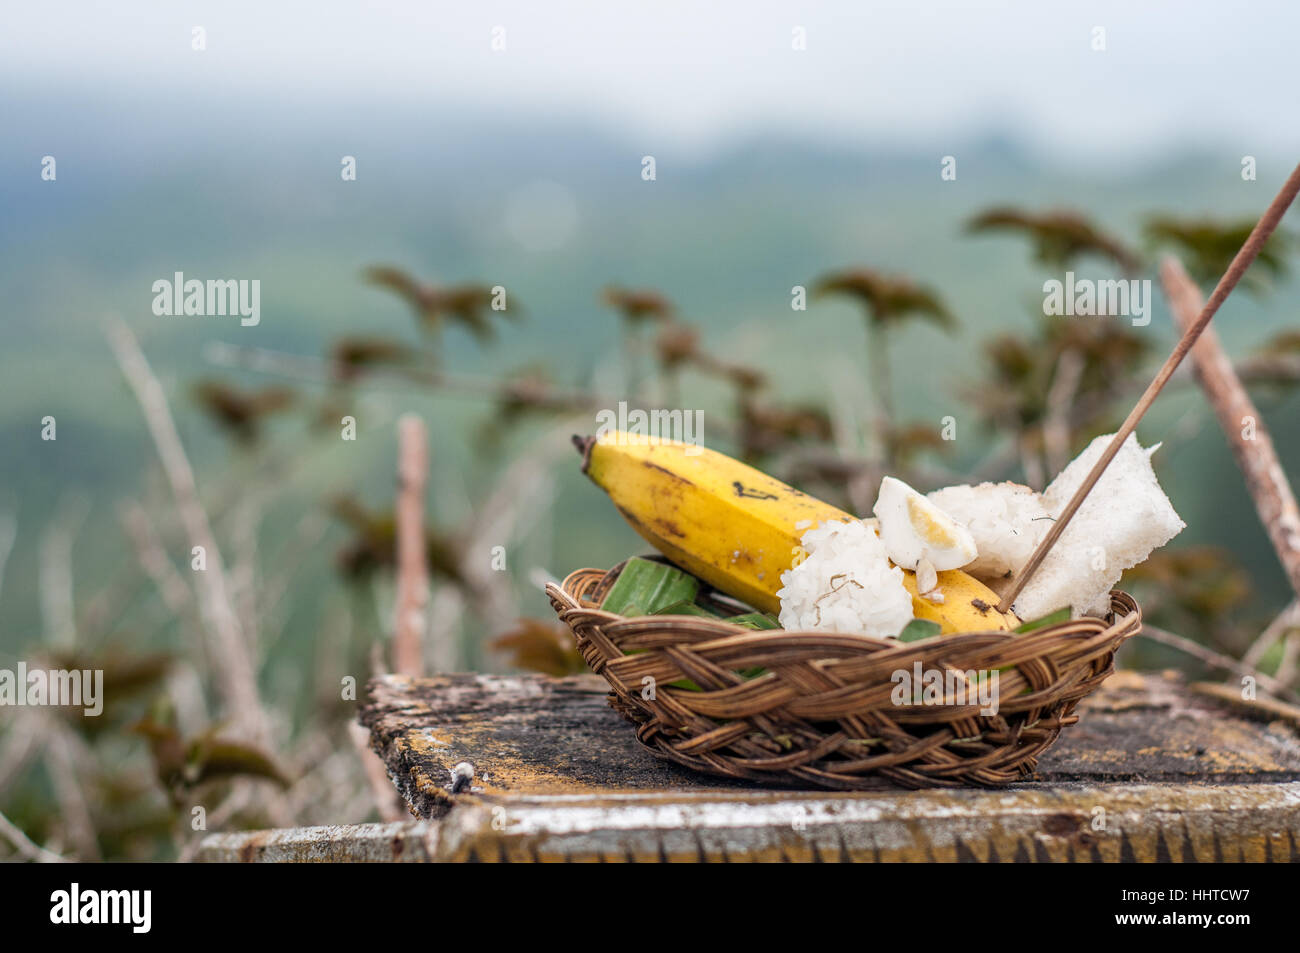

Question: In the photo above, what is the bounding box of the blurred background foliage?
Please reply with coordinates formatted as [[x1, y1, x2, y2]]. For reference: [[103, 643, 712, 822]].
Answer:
[[2, 109, 1300, 859]]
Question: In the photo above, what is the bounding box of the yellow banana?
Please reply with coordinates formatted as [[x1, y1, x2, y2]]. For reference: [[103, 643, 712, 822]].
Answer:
[[577, 430, 1018, 633]]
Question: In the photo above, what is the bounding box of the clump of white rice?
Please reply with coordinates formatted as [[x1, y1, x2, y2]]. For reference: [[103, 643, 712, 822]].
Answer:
[[777, 519, 913, 637], [926, 481, 1051, 583]]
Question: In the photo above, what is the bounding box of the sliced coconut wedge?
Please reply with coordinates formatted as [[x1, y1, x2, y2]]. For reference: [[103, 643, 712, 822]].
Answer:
[[872, 475, 979, 572]]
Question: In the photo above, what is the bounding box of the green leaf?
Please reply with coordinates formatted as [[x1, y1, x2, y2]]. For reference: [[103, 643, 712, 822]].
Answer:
[[601, 558, 700, 617], [895, 619, 943, 643], [1014, 607, 1071, 633], [666, 678, 703, 691], [726, 612, 781, 630], [668, 667, 768, 690], [653, 599, 722, 619]]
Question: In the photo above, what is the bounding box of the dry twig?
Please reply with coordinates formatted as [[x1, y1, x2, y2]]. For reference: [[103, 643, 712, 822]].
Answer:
[[1135, 625, 1296, 702], [0, 808, 65, 863], [0, 512, 16, 606], [1161, 256, 1300, 596], [105, 319, 270, 744], [347, 723, 404, 822], [119, 501, 194, 618], [38, 496, 87, 649], [1243, 600, 1300, 668], [1042, 348, 1085, 475], [393, 415, 430, 677], [45, 724, 101, 861]]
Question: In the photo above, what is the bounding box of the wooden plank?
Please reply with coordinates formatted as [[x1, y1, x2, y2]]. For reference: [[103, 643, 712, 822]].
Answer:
[[197, 783, 1300, 863], [360, 670, 1300, 817], [197, 822, 436, 863], [428, 782, 1300, 863]]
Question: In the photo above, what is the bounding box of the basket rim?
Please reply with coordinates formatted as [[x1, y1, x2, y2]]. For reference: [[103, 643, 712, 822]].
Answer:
[[546, 563, 1142, 647]]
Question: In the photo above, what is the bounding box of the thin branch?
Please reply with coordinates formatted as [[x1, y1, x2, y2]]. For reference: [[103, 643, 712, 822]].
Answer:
[[0, 808, 66, 863], [1136, 624, 1296, 702], [999, 162, 1300, 613], [1162, 255, 1300, 598], [118, 501, 194, 617], [825, 364, 877, 514], [105, 318, 269, 744], [461, 421, 574, 640], [1018, 433, 1045, 492], [1243, 600, 1300, 668], [257, 511, 332, 654], [1278, 630, 1300, 687], [0, 710, 43, 792], [1042, 347, 1085, 475], [45, 723, 101, 861], [392, 415, 429, 677], [165, 661, 211, 740], [866, 322, 894, 468], [76, 422, 347, 646], [0, 512, 16, 607], [38, 496, 88, 649], [229, 495, 264, 660], [347, 722, 404, 823]]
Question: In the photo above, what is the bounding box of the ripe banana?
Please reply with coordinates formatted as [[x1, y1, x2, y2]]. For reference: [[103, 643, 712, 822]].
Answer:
[[577, 431, 1019, 633]]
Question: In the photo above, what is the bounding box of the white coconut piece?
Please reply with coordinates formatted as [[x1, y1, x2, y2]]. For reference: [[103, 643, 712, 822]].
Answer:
[[914, 557, 939, 596], [927, 481, 1052, 583], [776, 519, 913, 637], [872, 476, 978, 572], [1012, 433, 1185, 619], [917, 562, 944, 602]]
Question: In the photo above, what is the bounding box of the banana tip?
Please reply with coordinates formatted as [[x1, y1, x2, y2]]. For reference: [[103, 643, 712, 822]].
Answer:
[[571, 434, 595, 473]]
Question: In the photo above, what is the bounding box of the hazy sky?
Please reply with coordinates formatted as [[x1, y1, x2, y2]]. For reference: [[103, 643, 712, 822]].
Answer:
[[4, 1, 1299, 161]]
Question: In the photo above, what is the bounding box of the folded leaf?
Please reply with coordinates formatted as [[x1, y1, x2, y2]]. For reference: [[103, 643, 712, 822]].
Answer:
[[601, 558, 700, 616], [1014, 607, 1071, 633], [726, 612, 781, 630], [653, 599, 722, 619]]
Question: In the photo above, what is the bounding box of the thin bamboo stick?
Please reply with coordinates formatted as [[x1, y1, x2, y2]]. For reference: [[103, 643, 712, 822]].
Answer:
[[997, 162, 1300, 614]]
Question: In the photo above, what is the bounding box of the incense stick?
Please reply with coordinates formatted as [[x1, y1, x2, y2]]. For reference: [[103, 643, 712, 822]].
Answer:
[[996, 161, 1300, 615]]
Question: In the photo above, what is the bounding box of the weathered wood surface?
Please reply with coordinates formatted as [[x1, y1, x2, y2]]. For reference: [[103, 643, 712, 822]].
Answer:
[[361, 669, 1300, 818], [218, 669, 1295, 863], [198, 822, 436, 863]]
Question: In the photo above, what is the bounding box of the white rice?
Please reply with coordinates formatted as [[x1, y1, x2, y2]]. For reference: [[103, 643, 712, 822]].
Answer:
[[776, 519, 914, 637], [926, 481, 1050, 582]]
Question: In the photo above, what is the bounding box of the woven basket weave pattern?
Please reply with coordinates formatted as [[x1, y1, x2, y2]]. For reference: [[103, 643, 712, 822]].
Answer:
[[547, 565, 1142, 789]]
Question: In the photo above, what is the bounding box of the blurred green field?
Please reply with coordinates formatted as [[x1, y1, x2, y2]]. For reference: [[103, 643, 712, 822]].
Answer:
[[3, 97, 1299, 692]]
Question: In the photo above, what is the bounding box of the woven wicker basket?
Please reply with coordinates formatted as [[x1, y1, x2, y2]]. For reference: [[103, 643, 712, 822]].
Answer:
[[546, 561, 1141, 789]]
